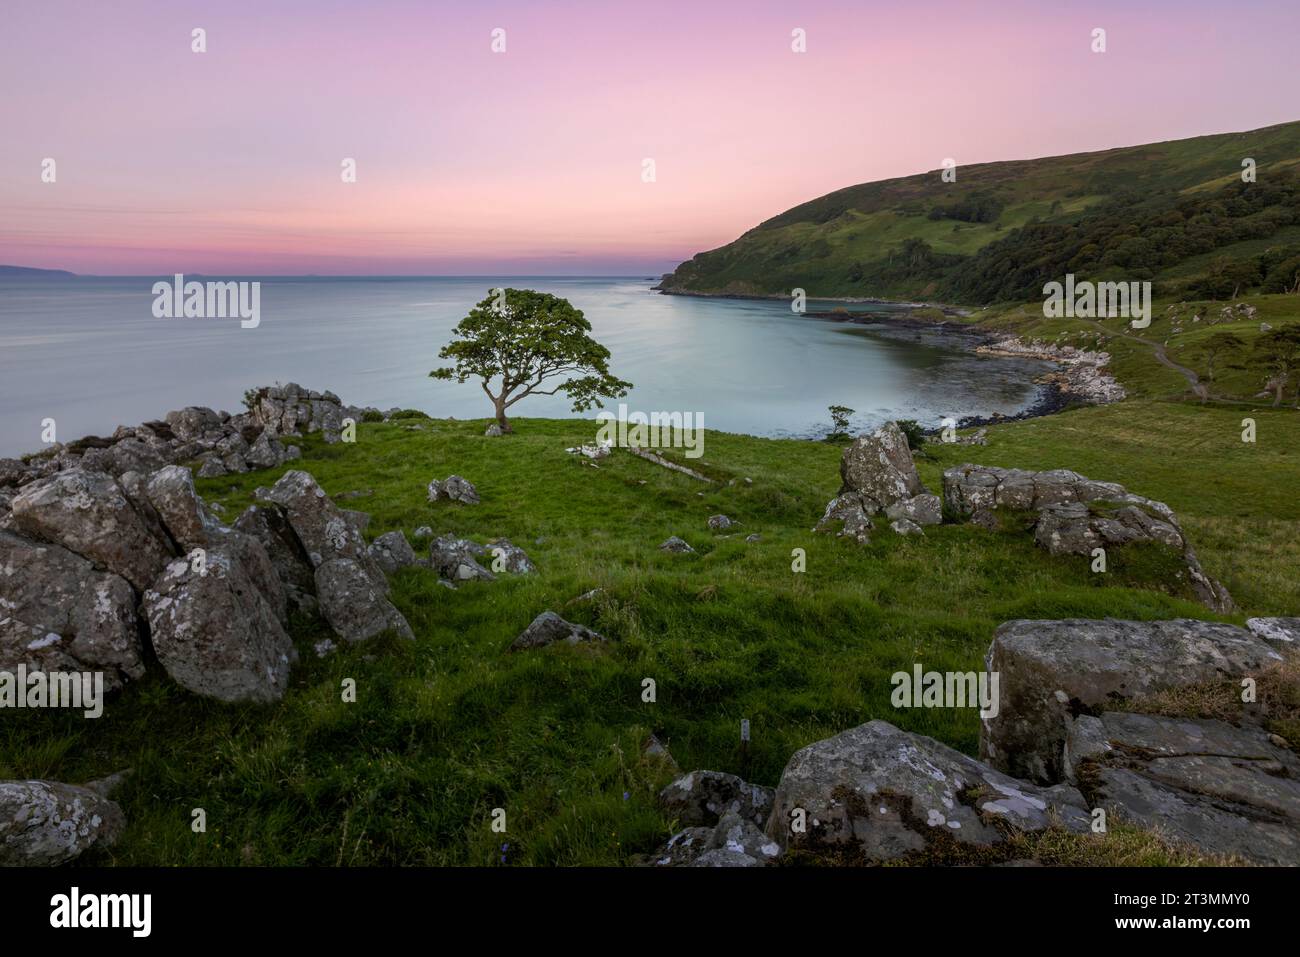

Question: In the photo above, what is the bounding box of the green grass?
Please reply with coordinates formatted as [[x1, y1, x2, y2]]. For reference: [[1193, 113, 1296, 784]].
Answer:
[[5, 378, 1298, 865]]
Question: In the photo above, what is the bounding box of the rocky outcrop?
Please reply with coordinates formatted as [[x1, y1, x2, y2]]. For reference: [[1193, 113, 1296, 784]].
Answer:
[[1065, 711, 1300, 865], [981, 618, 1283, 784], [9, 469, 173, 592], [314, 558, 415, 643], [145, 465, 216, 551], [427, 475, 480, 505], [143, 539, 295, 704], [659, 770, 774, 829], [247, 383, 346, 443], [943, 464, 1233, 612], [815, 423, 941, 541], [233, 504, 317, 614], [977, 337, 1126, 405], [262, 470, 383, 579], [765, 720, 1090, 862], [0, 780, 126, 866], [509, 611, 605, 650], [0, 531, 144, 689]]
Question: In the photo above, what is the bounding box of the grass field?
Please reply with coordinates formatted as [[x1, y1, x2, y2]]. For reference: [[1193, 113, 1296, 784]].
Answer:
[[4, 342, 1298, 865]]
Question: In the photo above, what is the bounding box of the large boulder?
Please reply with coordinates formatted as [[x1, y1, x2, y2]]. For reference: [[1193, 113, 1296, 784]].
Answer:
[[982, 619, 1283, 784], [314, 558, 414, 643], [261, 470, 384, 582], [145, 465, 217, 551], [1065, 711, 1300, 865], [942, 465, 1233, 612], [658, 770, 774, 829], [0, 531, 144, 689], [839, 422, 924, 508], [233, 504, 318, 614], [0, 780, 126, 866], [163, 406, 223, 444], [9, 468, 173, 591], [765, 720, 1090, 862], [143, 538, 295, 703]]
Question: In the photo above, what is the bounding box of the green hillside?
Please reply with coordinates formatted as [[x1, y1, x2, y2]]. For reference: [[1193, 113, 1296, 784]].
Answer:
[[661, 121, 1300, 304]]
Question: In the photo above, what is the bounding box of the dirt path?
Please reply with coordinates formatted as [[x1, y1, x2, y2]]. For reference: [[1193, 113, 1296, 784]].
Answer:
[[1078, 319, 1209, 401]]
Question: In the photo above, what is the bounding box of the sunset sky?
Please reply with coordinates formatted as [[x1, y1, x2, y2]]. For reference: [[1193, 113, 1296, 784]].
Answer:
[[2, 0, 1298, 275]]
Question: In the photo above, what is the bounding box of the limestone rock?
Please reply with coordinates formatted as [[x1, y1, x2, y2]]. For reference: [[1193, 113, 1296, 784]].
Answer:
[[839, 422, 924, 509], [9, 468, 173, 592], [262, 470, 384, 582], [427, 475, 480, 505], [367, 530, 417, 575], [659, 770, 774, 829], [0, 780, 126, 866], [813, 492, 873, 544], [982, 618, 1282, 783], [428, 536, 496, 582], [314, 558, 415, 643], [659, 535, 695, 554], [233, 504, 317, 614], [1246, 617, 1300, 647], [765, 720, 1089, 862]]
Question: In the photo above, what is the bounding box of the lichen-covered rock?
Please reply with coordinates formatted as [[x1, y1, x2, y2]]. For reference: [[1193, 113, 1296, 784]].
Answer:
[[813, 492, 873, 543], [765, 720, 1089, 862], [707, 514, 737, 531], [428, 535, 496, 582], [427, 475, 480, 505], [9, 468, 174, 592], [0, 780, 126, 866], [164, 406, 223, 443], [659, 770, 774, 829], [1064, 711, 1300, 865], [883, 492, 942, 527], [145, 465, 216, 551], [484, 539, 535, 575], [244, 430, 289, 470], [314, 558, 414, 643], [649, 811, 782, 867], [247, 383, 345, 440], [658, 535, 695, 554], [367, 530, 418, 575], [1245, 617, 1300, 647], [509, 611, 604, 650], [839, 422, 924, 509], [233, 504, 318, 614], [262, 470, 385, 582], [0, 530, 143, 689], [982, 618, 1282, 783], [143, 539, 294, 703]]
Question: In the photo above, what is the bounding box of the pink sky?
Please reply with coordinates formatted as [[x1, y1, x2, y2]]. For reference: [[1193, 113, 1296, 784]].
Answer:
[[2, 0, 1297, 275]]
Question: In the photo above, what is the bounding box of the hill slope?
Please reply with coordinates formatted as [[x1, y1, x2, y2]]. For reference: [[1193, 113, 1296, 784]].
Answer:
[[660, 121, 1300, 304]]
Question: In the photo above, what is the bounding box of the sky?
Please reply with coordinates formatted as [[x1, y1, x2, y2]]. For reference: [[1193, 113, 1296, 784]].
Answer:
[[1, 0, 1298, 276]]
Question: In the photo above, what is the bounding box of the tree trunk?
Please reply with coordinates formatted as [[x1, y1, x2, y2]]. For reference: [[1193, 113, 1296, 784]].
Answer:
[[493, 397, 512, 432]]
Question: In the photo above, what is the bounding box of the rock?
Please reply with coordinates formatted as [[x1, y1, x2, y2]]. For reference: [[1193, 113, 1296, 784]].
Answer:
[[1245, 617, 1300, 647], [658, 770, 773, 829], [642, 734, 678, 772], [707, 514, 737, 531], [765, 720, 1089, 862], [813, 493, 873, 544], [314, 558, 415, 643], [883, 492, 942, 527], [342, 509, 370, 534], [976, 337, 1126, 404], [0, 780, 126, 866], [0, 458, 28, 488], [247, 383, 345, 440], [367, 530, 417, 575], [650, 810, 782, 868], [658, 535, 695, 554], [1065, 712, 1300, 865], [0, 530, 144, 689], [196, 453, 228, 478], [509, 611, 605, 650], [262, 470, 384, 582], [233, 504, 317, 614], [145, 465, 216, 551], [428, 536, 496, 582], [982, 618, 1283, 784], [484, 423, 503, 437], [83, 769, 133, 800], [412, 526, 433, 540], [427, 475, 480, 505], [565, 443, 610, 459], [942, 465, 1232, 612], [9, 468, 174, 592], [244, 430, 288, 470], [485, 539, 536, 574], [838, 422, 924, 509], [164, 406, 222, 443], [143, 539, 294, 703], [744, 533, 761, 543], [646, 826, 714, 867], [890, 518, 923, 536]]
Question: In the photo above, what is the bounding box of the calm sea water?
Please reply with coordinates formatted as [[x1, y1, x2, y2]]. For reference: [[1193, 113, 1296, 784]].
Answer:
[[0, 276, 1052, 457]]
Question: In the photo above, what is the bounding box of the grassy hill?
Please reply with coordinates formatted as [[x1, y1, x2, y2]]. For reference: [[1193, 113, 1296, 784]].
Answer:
[[660, 121, 1300, 304]]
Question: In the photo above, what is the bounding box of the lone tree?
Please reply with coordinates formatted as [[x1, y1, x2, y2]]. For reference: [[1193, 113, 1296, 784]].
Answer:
[[431, 288, 632, 433], [1252, 325, 1300, 407], [1198, 329, 1245, 382]]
